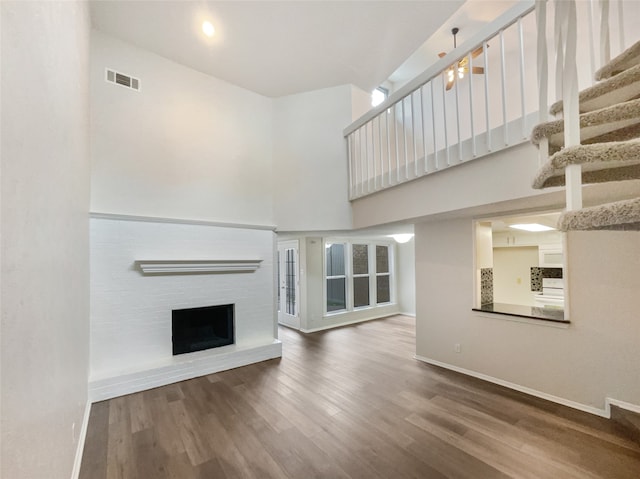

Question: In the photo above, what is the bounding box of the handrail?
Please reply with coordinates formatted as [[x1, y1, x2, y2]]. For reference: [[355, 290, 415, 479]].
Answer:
[[344, 1, 535, 137]]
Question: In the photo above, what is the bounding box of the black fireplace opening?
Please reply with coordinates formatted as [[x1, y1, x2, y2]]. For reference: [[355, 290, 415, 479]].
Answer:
[[172, 304, 234, 355]]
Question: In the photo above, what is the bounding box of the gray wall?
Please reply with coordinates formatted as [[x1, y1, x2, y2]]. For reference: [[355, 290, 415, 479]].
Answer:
[[415, 218, 640, 411]]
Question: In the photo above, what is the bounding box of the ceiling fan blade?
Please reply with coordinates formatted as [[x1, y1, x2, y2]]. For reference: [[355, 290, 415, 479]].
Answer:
[[471, 44, 488, 59], [471, 66, 485, 74], [446, 78, 455, 91], [438, 52, 446, 58]]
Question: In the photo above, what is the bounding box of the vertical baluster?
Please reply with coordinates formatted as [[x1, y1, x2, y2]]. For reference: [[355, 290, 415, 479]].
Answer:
[[536, 0, 549, 167], [430, 81, 438, 170], [357, 127, 363, 197], [402, 98, 409, 180], [364, 123, 370, 194], [347, 134, 354, 198], [468, 53, 476, 157], [554, 1, 565, 104], [378, 113, 384, 188], [442, 75, 450, 166], [421, 86, 428, 174], [412, 92, 418, 177], [371, 120, 377, 191], [587, 0, 596, 78], [500, 29, 508, 145], [518, 17, 527, 138], [564, 0, 582, 211], [454, 67, 462, 163], [386, 109, 392, 186], [617, 0, 625, 55], [600, 0, 610, 66], [395, 103, 400, 183], [483, 40, 491, 152]]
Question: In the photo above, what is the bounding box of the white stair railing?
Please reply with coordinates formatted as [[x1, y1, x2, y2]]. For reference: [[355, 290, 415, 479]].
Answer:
[[535, 0, 631, 212], [344, 1, 537, 200], [347, 0, 633, 202]]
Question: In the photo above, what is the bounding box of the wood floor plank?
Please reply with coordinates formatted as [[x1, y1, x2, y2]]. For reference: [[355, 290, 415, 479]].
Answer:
[[80, 315, 640, 478]]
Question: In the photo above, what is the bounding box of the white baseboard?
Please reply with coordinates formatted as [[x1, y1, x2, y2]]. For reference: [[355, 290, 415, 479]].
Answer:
[[301, 313, 397, 333], [414, 355, 611, 418], [606, 398, 640, 416], [89, 340, 282, 402], [70, 400, 92, 479], [399, 312, 416, 318]]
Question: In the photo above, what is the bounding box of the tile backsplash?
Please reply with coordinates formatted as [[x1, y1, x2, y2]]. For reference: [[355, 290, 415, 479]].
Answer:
[[480, 268, 493, 305], [530, 267, 563, 291]]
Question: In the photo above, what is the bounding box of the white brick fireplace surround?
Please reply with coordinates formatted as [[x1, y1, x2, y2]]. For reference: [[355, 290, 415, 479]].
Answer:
[[89, 214, 281, 401]]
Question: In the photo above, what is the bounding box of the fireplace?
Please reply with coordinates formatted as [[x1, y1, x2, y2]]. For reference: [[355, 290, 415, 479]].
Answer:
[[172, 304, 234, 355]]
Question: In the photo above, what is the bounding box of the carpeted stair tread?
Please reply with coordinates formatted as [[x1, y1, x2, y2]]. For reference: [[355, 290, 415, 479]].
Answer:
[[595, 40, 640, 81], [558, 197, 640, 231], [550, 64, 640, 115], [532, 139, 640, 189], [531, 98, 640, 150]]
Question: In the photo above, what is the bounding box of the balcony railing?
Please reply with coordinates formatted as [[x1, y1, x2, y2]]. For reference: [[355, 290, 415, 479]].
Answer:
[[344, 0, 633, 201]]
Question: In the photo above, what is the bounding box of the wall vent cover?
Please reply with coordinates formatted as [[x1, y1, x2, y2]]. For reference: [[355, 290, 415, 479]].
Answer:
[[105, 68, 140, 91]]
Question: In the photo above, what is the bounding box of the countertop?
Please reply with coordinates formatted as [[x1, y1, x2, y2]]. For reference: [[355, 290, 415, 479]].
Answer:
[[473, 302, 567, 323]]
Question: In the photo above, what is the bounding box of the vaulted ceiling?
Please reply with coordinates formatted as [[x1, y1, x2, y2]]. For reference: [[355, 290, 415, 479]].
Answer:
[[90, 0, 466, 97]]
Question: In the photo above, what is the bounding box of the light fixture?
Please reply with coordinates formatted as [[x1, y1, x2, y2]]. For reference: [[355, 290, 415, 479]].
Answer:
[[202, 20, 215, 37], [389, 234, 414, 244], [509, 223, 555, 232]]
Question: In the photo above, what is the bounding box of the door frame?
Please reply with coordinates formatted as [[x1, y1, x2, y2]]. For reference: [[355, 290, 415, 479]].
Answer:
[[277, 240, 300, 329]]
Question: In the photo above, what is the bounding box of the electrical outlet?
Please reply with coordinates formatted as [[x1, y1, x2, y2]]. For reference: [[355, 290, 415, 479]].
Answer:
[[454, 343, 461, 353]]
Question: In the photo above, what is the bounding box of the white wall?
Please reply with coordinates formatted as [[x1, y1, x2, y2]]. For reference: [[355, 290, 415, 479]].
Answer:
[[90, 30, 274, 226], [273, 85, 355, 231], [396, 238, 416, 316], [90, 217, 278, 399], [492, 246, 538, 306], [1, 2, 91, 478], [415, 218, 640, 411]]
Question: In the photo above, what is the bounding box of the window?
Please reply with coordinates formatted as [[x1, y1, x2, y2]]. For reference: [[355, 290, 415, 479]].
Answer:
[[324, 240, 394, 314], [352, 244, 370, 308], [376, 245, 391, 304], [371, 86, 389, 107], [326, 243, 347, 312]]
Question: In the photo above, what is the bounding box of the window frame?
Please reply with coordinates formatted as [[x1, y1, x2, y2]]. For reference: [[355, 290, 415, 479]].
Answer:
[[375, 244, 392, 305], [323, 239, 395, 316], [325, 242, 348, 314]]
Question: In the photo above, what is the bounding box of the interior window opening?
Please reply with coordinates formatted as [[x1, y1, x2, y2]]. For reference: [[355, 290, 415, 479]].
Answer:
[[473, 211, 568, 323]]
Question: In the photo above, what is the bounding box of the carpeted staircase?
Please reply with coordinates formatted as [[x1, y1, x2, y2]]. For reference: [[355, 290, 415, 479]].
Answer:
[[531, 40, 640, 231]]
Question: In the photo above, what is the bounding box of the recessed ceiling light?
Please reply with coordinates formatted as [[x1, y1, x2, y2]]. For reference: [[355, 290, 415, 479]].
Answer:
[[202, 21, 215, 37], [509, 223, 555, 232]]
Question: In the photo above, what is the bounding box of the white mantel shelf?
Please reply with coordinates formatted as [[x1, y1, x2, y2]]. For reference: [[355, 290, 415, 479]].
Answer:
[[135, 259, 262, 275]]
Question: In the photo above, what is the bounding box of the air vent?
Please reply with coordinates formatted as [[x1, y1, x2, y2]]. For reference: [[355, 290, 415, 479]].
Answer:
[[105, 68, 140, 92]]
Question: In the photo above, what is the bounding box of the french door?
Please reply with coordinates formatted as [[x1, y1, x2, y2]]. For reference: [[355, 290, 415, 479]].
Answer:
[[277, 240, 300, 329]]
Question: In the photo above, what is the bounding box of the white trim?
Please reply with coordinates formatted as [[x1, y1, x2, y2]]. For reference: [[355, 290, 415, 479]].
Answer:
[[414, 355, 609, 417], [399, 312, 416, 318], [89, 212, 276, 231], [89, 340, 282, 402], [135, 259, 262, 275], [70, 400, 91, 479], [606, 398, 640, 416], [301, 313, 398, 333]]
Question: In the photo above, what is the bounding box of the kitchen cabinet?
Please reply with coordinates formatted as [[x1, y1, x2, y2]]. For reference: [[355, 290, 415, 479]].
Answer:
[[538, 244, 563, 267]]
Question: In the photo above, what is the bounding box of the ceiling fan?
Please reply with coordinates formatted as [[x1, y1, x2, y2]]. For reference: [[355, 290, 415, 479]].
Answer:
[[438, 27, 487, 91]]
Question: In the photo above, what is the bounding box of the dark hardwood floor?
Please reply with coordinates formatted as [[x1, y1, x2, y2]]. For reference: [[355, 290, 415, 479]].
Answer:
[[79, 315, 640, 478]]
